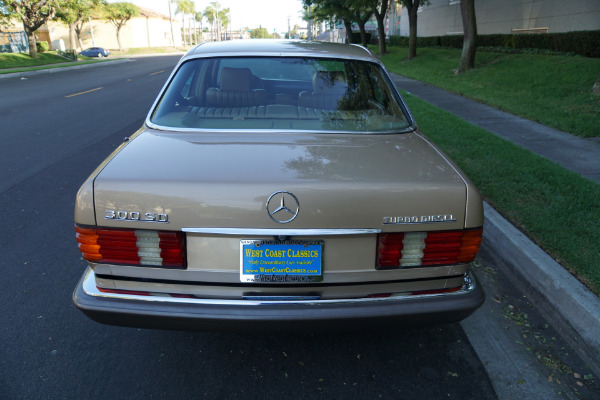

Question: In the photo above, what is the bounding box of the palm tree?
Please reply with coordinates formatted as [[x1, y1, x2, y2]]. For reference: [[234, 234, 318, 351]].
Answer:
[[218, 7, 230, 40], [195, 11, 204, 42], [176, 0, 194, 46], [204, 2, 222, 41]]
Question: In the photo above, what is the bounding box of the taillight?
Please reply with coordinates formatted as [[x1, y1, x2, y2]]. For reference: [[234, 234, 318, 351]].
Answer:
[[75, 225, 186, 268], [376, 228, 482, 269]]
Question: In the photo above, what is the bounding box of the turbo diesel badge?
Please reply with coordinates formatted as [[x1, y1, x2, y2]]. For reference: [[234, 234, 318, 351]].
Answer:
[[383, 214, 457, 225]]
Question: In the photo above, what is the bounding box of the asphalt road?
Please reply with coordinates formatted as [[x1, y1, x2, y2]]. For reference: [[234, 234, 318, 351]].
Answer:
[[0, 55, 594, 400]]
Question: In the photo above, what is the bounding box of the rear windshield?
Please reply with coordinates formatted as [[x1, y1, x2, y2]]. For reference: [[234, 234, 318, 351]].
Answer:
[[150, 57, 411, 132]]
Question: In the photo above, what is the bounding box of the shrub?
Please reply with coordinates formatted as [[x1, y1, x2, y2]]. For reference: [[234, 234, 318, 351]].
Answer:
[[350, 32, 372, 45], [36, 41, 49, 53], [387, 31, 600, 58]]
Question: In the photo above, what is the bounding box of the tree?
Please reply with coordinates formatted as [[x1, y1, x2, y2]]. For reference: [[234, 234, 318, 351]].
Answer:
[[103, 2, 138, 51], [352, 0, 372, 47], [188, 4, 196, 44], [175, 0, 193, 46], [306, 0, 354, 44], [250, 26, 271, 39], [55, 0, 104, 51], [301, 0, 313, 40], [370, 0, 389, 55], [195, 10, 203, 42], [306, 0, 373, 47], [456, 0, 476, 74], [203, 2, 220, 41], [400, 0, 428, 60], [167, 0, 174, 45], [4, 0, 58, 58], [0, 1, 16, 30], [218, 7, 229, 40]]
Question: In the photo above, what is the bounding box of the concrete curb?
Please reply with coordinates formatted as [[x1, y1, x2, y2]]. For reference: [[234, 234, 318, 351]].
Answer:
[[479, 202, 600, 376]]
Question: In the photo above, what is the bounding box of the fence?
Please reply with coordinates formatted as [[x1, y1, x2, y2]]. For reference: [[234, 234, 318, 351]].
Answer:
[[0, 31, 29, 53]]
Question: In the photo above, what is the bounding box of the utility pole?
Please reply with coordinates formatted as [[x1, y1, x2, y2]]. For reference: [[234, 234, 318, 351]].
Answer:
[[88, 17, 96, 47]]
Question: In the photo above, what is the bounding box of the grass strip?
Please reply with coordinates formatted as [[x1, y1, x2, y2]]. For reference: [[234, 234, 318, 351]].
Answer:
[[378, 46, 600, 138], [0, 52, 74, 69], [108, 46, 187, 56], [0, 59, 110, 75], [0, 47, 186, 75], [402, 92, 600, 295]]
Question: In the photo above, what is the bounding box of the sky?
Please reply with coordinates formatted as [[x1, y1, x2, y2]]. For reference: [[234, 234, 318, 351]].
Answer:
[[113, 0, 306, 34]]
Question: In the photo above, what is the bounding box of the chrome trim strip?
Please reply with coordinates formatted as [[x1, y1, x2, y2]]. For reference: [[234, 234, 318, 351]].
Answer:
[[144, 120, 415, 135], [181, 228, 381, 236], [81, 268, 478, 306]]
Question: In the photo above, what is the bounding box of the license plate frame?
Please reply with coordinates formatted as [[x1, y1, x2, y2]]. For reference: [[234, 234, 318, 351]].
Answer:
[[240, 239, 324, 283]]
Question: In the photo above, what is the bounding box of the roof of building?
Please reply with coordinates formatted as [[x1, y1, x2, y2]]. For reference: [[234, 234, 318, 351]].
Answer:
[[137, 6, 170, 21]]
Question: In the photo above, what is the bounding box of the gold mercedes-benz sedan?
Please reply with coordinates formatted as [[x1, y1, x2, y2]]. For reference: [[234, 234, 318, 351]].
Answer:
[[73, 40, 484, 331]]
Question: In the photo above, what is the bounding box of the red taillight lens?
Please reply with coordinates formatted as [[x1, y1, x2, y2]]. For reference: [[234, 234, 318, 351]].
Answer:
[[75, 225, 186, 268], [376, 228, 482, 269], [376, 233, 404, 267]]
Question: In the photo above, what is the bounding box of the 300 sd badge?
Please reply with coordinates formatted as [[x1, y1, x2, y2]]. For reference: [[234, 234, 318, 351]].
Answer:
[[104, 210, 169, 223]]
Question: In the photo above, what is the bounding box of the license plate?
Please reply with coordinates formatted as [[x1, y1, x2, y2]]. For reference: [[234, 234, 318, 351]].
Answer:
[[240, 240, 323, 283]]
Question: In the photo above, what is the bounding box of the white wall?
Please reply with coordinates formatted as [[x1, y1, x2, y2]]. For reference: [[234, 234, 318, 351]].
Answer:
[[398, 0, 600, 36]]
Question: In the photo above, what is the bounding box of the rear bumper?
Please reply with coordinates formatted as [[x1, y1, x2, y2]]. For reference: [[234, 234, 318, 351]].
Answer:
[[73, 267, 485, 332]]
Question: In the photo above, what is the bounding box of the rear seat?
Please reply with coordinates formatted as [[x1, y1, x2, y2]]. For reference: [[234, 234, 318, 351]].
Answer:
[[206, 67, 267, 108], [298, 71, 348, 110], [189, 69, 369, 121]]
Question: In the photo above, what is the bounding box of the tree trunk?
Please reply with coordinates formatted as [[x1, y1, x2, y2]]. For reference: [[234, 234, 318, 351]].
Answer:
[[75, 21, 85, 50], [188, 14, 193, 44], [181, 15, 186, 46], [168, 1, 175, 46], [407, 7, 418, 60], [342, 18, 352, 44], [116, 25, 123, 50], [457, 0, 477, 74], [375, 12, 387, 55], [24, 25, 38, 58], [374, 0, 389, 55], [69, 23, 77, 50], [357, 22, 367, 47]]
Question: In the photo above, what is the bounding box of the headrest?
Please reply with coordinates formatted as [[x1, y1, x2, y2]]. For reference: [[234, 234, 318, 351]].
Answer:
[[220, 67, 252, 91], [313, 71, 347, 93]]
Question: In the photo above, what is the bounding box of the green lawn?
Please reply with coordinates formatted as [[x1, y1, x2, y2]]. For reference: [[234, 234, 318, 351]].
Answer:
[[402, 92, 600, 295], [378, 47, 600, 138]]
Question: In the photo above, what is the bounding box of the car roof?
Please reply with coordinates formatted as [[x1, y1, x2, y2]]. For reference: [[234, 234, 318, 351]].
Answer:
[[184, 39, 379, 63]]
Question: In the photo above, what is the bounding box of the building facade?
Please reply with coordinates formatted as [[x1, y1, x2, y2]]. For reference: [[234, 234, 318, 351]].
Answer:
[[48, 7, 183, 50], [398, 0, 600, 36]]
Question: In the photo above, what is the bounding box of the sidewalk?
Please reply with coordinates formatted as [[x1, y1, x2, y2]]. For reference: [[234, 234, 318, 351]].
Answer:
[[390, 73, 600, 377], [391, 74, 600, 184]]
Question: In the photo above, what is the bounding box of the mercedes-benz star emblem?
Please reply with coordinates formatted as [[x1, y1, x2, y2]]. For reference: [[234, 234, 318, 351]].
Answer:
[[266, 191, 300, 224]]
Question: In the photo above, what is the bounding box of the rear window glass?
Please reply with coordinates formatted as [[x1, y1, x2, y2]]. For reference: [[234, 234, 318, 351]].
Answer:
[[150, 57, 411, 132]]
